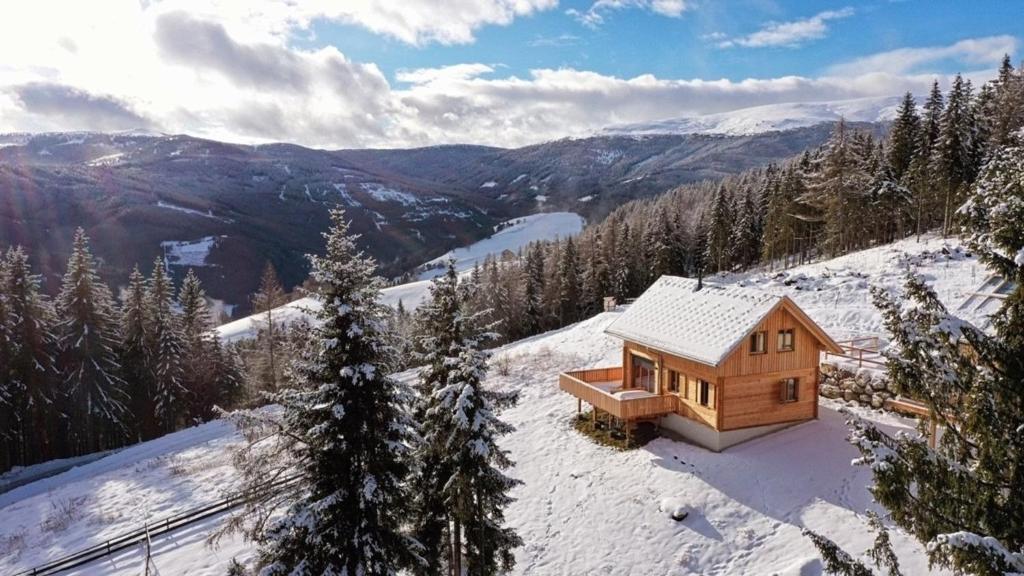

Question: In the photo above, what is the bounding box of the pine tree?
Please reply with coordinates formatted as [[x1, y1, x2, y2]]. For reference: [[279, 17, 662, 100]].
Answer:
[[1, 248, 59, 465], [704, 184, 733, 272], [931, 74, 978, 236], [808, 135, 1024, 575], [611, 221, 634, 301], [731, 186, 762, 268], [805, 119, 873, 256], [251, 262, 287, 393], [582, 229, 611, 315], [255, 210, 416, 575], [523, 242, 547, 334], [145, 258, 184, 434], [412, 261, 522, 576], [120, 265, 152, 440], [178, 269, 241, 422], [54, 228, 128, 455], [556, 237, 581, 325], [922, 80, 945, 152], [991, 55, 1024, 148], [887, 92, 921, 182]]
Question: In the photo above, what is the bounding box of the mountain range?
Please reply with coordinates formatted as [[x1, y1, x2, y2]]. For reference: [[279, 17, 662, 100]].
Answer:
[[0, 97, 891, 314]]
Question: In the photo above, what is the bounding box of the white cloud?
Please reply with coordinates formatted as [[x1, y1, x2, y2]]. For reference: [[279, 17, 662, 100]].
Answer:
[[395, 63, 496, 85], [0, 3, 1013, 149], [717, 7, 854, 48], [829, 35, 1019, 76], [568, 0, 689, 28]]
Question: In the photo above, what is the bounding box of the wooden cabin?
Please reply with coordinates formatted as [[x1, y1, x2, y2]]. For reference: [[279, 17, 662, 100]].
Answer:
[[559, 276, 843, 451]]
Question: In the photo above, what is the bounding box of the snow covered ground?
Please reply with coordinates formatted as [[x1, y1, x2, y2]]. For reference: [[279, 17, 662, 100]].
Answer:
[[215, 212, 584, 342], [3, 234, 982, 575], [718, 234, 984, 343], [161, 236, 223, 268], [0, 309, 946, 576]]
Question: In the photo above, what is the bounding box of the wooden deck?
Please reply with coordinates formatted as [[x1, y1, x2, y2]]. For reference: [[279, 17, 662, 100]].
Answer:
[[559, 367, 676, 420]]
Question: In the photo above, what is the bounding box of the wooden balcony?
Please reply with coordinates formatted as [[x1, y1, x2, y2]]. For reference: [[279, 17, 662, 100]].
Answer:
[[559, 367, 677, 420]]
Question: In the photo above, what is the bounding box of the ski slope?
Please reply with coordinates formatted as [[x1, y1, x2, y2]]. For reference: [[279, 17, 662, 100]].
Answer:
[[215, 212, 584, 342], [418, 212, 585, 280], [1, 234, 981, 575]]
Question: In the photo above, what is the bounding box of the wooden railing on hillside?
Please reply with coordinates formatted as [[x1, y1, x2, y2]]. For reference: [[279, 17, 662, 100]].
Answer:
[[823, 337, 886, 369], [559, 367, 676, 420]]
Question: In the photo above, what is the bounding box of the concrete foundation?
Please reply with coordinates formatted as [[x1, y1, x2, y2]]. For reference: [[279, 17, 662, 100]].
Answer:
[[659, 413, 801, 452]]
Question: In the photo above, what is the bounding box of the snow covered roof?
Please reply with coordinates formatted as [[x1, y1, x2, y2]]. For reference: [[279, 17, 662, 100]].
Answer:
[[605, 276, 789, 366]]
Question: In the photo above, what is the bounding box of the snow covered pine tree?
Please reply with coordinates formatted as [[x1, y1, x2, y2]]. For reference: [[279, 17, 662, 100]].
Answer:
[[411, 260, 522, 576], [54, 228, 129, 456], [254, 209, 418, 575], [806, 133, 1024, 575]]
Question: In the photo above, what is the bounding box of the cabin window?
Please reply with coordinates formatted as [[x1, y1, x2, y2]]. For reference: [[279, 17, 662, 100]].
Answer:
[[667, 370, 680, 393], [698, 380, 711, 407], [749, 331, 767, 354], [777, 329, 795, 352], [781, 378, 798, 403], [632, 356, 656, 393]]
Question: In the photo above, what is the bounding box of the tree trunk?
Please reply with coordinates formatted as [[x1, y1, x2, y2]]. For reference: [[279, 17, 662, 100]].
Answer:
[[452, 518, 462, 576]]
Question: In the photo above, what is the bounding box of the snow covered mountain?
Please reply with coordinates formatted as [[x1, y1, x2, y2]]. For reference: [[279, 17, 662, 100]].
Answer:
[[0, 234, 976, 576], [603, 96, 901, 137]]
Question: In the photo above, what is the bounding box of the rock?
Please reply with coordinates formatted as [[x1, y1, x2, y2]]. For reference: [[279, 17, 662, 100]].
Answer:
[[870, 394, 884, 409], [843, 390, 856, 402], [870, 379, 887, 391], [820, 384, 841, 398], [840, 378, 857, 389], [859, 394, 872, 404]]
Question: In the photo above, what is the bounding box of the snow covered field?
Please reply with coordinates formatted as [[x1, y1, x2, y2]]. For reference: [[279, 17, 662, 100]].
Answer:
[[1, 234, 981, 575]]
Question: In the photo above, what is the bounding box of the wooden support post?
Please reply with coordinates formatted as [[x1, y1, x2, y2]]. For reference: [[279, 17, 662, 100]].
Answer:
[[577, 398, 582, 415], [928, 419, 937, 449]]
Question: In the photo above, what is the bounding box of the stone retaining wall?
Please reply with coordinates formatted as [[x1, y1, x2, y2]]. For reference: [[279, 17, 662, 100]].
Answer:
[[818, 363, 894, 409]]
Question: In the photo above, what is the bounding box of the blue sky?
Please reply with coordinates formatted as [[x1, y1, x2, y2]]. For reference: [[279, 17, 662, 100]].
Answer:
[[0, 1, 1019, 148], [305, 1, 1020, 83]]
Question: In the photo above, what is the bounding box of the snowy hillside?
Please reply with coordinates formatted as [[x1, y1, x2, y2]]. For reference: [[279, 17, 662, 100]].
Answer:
[[1, 234, 982, 575], [0, 313, 945, 576], [603, 96, 900, 137], [215, 212, 584, 342]]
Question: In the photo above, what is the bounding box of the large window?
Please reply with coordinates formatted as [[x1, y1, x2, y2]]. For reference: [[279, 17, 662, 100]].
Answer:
[[749, 331, 766, 354], [698, 380, 711, 407], [632, 356, 656, 393], [668, 370, 680, 393], [777, 329, 795, 352], [781, 378, 798, 402]]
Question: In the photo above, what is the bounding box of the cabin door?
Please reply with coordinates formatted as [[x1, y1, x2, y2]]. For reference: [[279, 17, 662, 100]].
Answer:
[[632, 356, 656, 393]]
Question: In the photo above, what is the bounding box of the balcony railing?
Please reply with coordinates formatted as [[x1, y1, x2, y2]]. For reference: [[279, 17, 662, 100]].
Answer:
[[559, 367, 676, 420]]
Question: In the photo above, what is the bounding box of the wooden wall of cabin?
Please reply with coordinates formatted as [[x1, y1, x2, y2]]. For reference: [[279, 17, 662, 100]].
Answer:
[[720, 367, 818, 430], [717, 305, 822, 378], [622, 341, 721, 430]]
